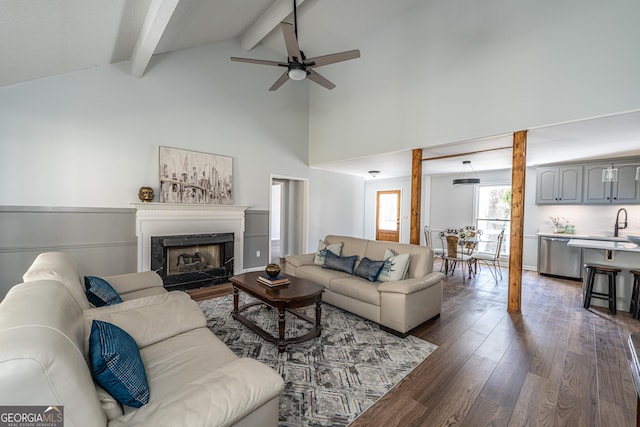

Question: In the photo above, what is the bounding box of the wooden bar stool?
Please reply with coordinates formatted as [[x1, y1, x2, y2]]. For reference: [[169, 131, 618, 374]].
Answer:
[[630, 270, 640, 319], [583, 264, 621, 314]]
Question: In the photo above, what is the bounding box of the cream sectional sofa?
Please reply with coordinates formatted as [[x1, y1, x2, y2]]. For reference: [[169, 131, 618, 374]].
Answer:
[[0, 252, 284, 427], [285, 235, 444, 336]]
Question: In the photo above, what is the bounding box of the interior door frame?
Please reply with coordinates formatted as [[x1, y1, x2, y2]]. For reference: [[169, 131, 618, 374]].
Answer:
[[269, 174, 309, 261]]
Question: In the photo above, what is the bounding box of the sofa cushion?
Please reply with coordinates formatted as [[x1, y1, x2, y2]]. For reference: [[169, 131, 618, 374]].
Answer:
[[314, 240, 344, 265], [89, 320, 150, 408], [295, 265, 352, 288], [322, 251, 357, 274], [354, 257, 385, 282], [138, 328, 238, 403], [328, 276, 381, 306], [379, 249, 410, 282], [85, 276, 123, 307]]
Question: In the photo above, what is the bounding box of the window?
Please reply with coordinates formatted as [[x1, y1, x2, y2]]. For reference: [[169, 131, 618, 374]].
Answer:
[[476, 185, 510, 256]]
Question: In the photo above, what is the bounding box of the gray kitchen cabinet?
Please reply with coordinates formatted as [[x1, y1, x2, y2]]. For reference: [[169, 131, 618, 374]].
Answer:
[[583, 162, 640, 204], [536, 165, 583, 204]]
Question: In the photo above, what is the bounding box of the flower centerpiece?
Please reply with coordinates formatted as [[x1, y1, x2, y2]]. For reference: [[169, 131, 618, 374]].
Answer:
[[549, 216, 569, 233]]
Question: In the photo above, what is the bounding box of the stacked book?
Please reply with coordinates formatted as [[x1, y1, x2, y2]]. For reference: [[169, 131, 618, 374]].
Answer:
[[257, 274, 290, 287]]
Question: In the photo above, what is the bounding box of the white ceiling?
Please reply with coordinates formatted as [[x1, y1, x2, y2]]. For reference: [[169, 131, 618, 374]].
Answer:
[[2, 0, 638, 178], [314, 110, 640, 180]]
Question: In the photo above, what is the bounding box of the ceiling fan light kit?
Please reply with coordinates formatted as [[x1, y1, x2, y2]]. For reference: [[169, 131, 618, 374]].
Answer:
[[288, 68, 307, 81], [230, 0, 360, 91], [453, 161, 480, 185]]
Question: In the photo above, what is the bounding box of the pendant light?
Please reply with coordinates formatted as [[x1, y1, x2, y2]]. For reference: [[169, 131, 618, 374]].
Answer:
[[452, 161, 480, 185]]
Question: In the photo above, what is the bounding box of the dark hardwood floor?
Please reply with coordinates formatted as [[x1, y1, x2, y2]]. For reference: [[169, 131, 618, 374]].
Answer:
[[189, 261, 640, 427]]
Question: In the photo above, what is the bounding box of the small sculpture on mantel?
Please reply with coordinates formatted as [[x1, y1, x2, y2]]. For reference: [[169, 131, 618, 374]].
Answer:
[[138, 187, 155, 202]]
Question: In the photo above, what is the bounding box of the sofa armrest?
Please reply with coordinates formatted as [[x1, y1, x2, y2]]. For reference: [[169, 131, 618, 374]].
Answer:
[[285, 253, 315, 268], [84, 293, 206, 349], [102, 271, 164, 295], [108, 358, 284, 427], [377, 272, 445, 295]]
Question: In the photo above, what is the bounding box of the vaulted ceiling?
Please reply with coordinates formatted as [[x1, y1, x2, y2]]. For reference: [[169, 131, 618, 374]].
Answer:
[[2, 0, 638, 179], [0, 0, 421, 88]]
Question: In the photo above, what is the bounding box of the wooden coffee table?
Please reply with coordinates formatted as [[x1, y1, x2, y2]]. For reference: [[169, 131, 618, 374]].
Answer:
[[229, 272, 324, 353]]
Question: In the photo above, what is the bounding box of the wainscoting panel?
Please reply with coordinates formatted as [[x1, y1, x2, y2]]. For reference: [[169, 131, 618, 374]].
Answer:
[[244, 210, 269, 270], [0, 206, 137, 300]]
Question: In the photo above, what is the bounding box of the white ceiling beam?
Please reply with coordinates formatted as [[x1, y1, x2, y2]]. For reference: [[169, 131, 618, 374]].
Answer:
[[240, 0, 307, 51], [130, 0, 180, 78]]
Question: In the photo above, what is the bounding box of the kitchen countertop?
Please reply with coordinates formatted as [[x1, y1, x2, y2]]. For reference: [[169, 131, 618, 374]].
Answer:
[[567, 238, 640, 252], [537, 232, 630, 242]]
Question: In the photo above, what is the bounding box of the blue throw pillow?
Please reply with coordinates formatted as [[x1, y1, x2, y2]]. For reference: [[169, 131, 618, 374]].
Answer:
[[85, 276, 122, 307], [89, 320, 150, 408], [322, 251, 358, 274], [354, 257, 385, 282]]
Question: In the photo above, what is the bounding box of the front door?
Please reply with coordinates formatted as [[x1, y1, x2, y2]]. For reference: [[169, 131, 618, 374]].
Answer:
[[376, 190, 401, 242]]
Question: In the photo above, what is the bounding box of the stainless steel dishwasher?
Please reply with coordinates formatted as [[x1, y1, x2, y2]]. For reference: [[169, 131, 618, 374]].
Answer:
[[538, 236, 583, 280]]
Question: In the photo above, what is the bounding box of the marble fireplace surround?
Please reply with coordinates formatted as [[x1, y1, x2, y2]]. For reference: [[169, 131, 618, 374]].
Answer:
[[132, 203, 248, 275]]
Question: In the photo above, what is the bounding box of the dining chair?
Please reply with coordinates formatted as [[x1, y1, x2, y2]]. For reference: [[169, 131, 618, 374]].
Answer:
[[459, 226, 483, 255], [471, 229, 505, 282], [425, 226, 445, 271], [438, 229, 473, 281]]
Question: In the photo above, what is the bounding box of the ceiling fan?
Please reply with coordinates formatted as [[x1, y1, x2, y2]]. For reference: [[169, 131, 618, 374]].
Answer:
[[230, 0, 360, 91]]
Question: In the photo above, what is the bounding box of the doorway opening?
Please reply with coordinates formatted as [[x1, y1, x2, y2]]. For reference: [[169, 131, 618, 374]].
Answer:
[[270, 176, 308, 263], [376, 190, 401, 242]]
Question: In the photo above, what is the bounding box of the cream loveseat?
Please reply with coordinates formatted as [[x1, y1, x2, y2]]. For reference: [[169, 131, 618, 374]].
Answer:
[[285, 235, 444, 336], [0, 252, 284, 427]]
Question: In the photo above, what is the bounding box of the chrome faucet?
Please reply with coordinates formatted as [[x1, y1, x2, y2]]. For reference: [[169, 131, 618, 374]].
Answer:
[[614, 208, 628, 237]]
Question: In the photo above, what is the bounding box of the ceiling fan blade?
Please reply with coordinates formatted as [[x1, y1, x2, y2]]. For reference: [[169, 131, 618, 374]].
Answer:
[[307, 70, 336, 90], [230, 57, 287, 67], [269, 71, 290, 91], [280, 22, 302, 61], [305, 49, 361, 68]]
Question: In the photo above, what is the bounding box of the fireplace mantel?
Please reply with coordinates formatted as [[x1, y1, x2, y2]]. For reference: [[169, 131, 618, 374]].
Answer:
[[132, 203, 249, 274]]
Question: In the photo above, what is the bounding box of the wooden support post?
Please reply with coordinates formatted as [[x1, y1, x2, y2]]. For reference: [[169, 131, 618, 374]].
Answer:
[[410, 149, 423, 245], [508, 130, 527, 313]]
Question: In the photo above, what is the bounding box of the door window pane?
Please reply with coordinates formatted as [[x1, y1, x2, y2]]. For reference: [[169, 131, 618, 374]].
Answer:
[[378, 193, 398, 231]]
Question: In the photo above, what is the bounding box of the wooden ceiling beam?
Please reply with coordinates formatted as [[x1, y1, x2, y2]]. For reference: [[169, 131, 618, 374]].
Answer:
[[130, 0, 180, 78], [422, 146, 512, 162], [240, 0, 308, 52]]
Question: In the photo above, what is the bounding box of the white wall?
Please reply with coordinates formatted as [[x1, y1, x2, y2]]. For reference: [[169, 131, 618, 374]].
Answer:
[[309, 0, 640, 165], [0, 39, 313, 208], [0, 39, 366, 252], [307, 169, 365, 252]]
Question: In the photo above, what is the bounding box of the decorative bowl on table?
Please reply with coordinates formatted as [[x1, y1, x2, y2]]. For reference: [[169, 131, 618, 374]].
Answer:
[[265, 263, 281, 278]]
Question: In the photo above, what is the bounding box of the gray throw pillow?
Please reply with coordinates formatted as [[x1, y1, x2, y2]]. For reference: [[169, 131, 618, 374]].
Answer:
[[354, 257, 385, 282], [322, 251, 357, 274]]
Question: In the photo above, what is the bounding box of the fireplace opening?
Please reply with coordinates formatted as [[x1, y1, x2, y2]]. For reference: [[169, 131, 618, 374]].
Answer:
[[151, 233, 234, 291]]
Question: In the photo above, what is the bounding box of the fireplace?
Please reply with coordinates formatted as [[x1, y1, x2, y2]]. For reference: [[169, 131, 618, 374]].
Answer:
[[150, 233, 234, 291]]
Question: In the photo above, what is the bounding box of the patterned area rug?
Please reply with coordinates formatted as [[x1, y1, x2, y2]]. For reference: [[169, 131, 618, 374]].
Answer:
[[198, 295, 438, 427]]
